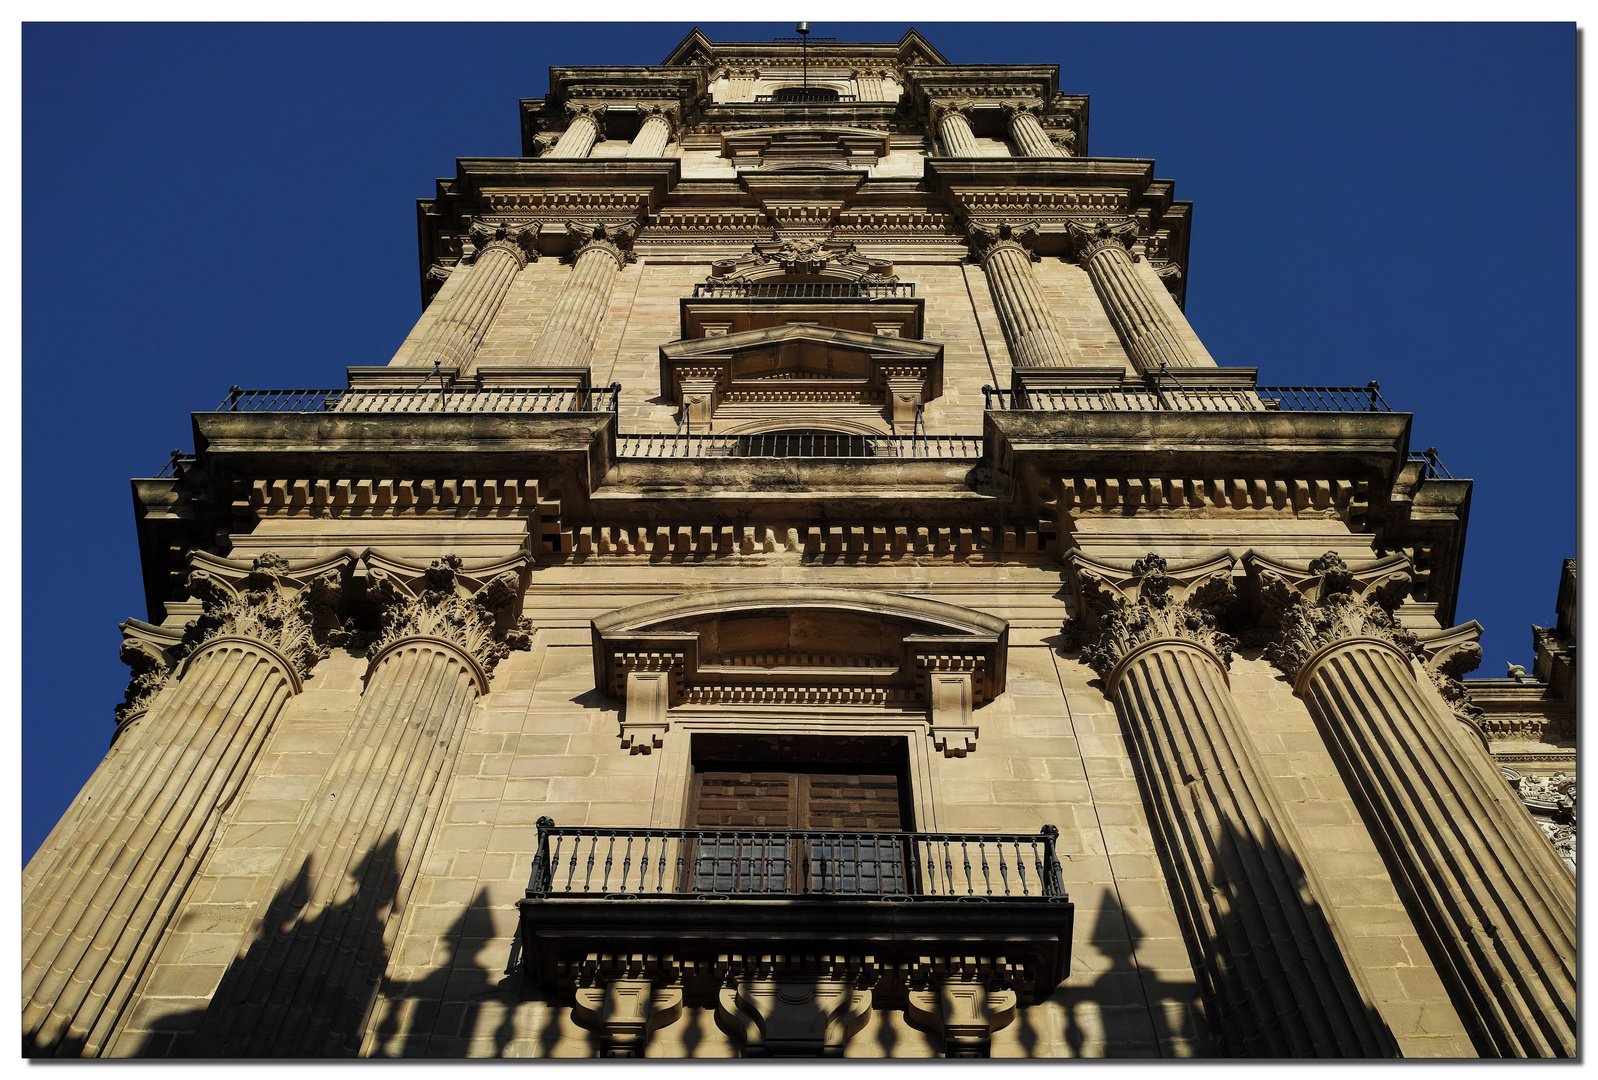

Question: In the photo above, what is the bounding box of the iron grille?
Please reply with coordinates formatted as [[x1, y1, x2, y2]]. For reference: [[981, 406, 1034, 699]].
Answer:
[[616, 433, 982, 459], [527, 821, 1067, 901], [214, 384, 622, 414], [690, 281, 914, 299], [982, 383, 1394, 413]]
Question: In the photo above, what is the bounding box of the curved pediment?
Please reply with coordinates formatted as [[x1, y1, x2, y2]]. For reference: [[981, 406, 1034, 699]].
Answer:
[[592, 585, 1008, 719]]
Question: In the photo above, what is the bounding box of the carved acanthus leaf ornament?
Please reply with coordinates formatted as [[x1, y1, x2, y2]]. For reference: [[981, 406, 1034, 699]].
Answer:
[[1253, 551, 1416, 678], [465, 219, 539, 268], [566, 220, 637, 266], [1066, 552, 1239, 680], [1066, 218, 1141, 265], [965, 220, 1042, 265], [182, 550, 355, 680], [365, 553, 533, 675]]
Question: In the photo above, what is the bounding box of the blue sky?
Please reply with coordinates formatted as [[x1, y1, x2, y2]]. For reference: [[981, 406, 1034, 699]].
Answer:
[[21, 22, 1576, 859]]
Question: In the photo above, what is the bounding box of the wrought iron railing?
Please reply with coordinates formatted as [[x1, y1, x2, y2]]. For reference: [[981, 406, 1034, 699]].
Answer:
[[153, 450, 195, 479], [982, 382, 1393, 413], [1409, 447, 1455, 479], [753, 91, 857, 103], [527, 821, 1066, 901], [617, 432, 983, 459], [690, 281, 915, 299], [214, 384, 623, 414]]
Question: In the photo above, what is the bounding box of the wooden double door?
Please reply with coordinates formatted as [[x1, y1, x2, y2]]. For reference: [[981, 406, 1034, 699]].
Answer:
[[687, 763, 913, 896]]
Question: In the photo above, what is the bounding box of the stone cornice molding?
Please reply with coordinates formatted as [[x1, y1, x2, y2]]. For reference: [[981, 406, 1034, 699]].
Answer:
[[1243, 550, 1418, 686], [179, 549, 358, 684], [1064, 551, 1239, 685], [362, 550, 533, 678], [566, 220, 638, 266], [964, 220, 1041, 265], [1067, 218, 1141, 265], [464, 219, 540, 268]]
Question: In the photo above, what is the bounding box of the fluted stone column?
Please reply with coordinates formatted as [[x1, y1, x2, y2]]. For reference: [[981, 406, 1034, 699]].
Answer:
[[931, 100, 980, 157], [1070, 552, 1390, 1058], [21, 552, 353, 1058], [196, 553, 531, 1057], [410, 220, 537, 373], [1002, 102, 1064, 158], [530, 221, 636, 371], [1068, 218, 1199, 372], [1254, 552, 1577, 1058], [966, 221, 1073, 369], [547, 102, 605, 158], [627, 104, 676, 158]]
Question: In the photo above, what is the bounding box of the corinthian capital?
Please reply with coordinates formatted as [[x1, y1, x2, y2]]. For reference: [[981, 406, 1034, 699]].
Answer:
[[563, 100, 607, 133], [181, 549, 359, 681], [636, 101, 680, 129], [1065, 551, 1239, 681], [1067, 218, 1141, 265], [929, 98, 974, 124], [363, 551, 533, 675], [1244, 550, 1418, 681], [999, 100, 1044, 122], [465, 219, 540, 268], [964, 220, 1041, 265], [566, 220, 638, 266], [115, 618, 186, 726]]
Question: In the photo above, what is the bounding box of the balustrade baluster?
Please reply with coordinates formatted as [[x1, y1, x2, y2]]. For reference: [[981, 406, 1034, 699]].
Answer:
[[621, 834, 635, 892], [978, 842, 992, 895], [583, 839, 597, 891], [1032, 842, 1045, 892], [998, 843, 1010, 895], [1014, 840, 1028, 895], [547, 836, 563, 893], [601, 835, 615, 890]]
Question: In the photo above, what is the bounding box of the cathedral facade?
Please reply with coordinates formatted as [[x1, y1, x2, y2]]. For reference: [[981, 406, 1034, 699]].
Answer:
[[22, 29, 1575, 1058]]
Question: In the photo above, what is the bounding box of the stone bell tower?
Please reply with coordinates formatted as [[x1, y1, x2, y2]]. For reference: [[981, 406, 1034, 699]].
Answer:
[[23, 26, 1574, 1059]]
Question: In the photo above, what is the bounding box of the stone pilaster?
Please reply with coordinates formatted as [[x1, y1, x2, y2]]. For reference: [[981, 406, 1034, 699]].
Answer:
[[627, 104, 677, 158], [548, 102, 606, 158], [530, 221, 637, 373], [966, 221, 1073, 369], [931, 99, 980, 157], [196, 552, 532, 1057], [21, 551, 355, 1058], [1067, 551, 1390, 1058], [1067, 218, 1199, 372], [1250, 551, 1577, 1058], [411, 220, 538, 373], [1001, 102, 1063, 157]]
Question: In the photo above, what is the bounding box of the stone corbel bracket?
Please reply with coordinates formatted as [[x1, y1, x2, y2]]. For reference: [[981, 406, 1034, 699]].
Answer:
[[904, 955, 1024, 1057], [907, 635, 1003, 757], [361, 549, 534, 684], [568, 954, 684, 1058], [1240, 549, 1417, 686], [594, 632, 698, 754], [713, 955, 877, 1057], [180, 548, 361, 685], [1062, 549, 1240, 680]]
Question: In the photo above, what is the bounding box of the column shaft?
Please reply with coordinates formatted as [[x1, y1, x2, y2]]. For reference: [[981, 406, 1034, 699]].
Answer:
[[1080, 242, 1198, 371], [1111, 640, 1388, 1057], [532, 247, 622, 370], [409, 245, 523, 372], [981, 245, 1072, 368], [938, 112, 981, 157], [1008, 110, 1062, 157], [199, 638, 481, 1057], [1297, 640, 1576, 1056], [627, 114, 672, 158], [548, 113, 600, 158], [22, 640, 298, 1057]]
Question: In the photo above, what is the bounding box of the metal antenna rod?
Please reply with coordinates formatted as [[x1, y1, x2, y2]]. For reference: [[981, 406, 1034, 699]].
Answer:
[[797, 21, 809, 88]]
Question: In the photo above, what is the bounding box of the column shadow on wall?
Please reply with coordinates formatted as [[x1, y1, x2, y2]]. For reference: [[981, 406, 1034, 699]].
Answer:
[[126, 834, 519, 1058]]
